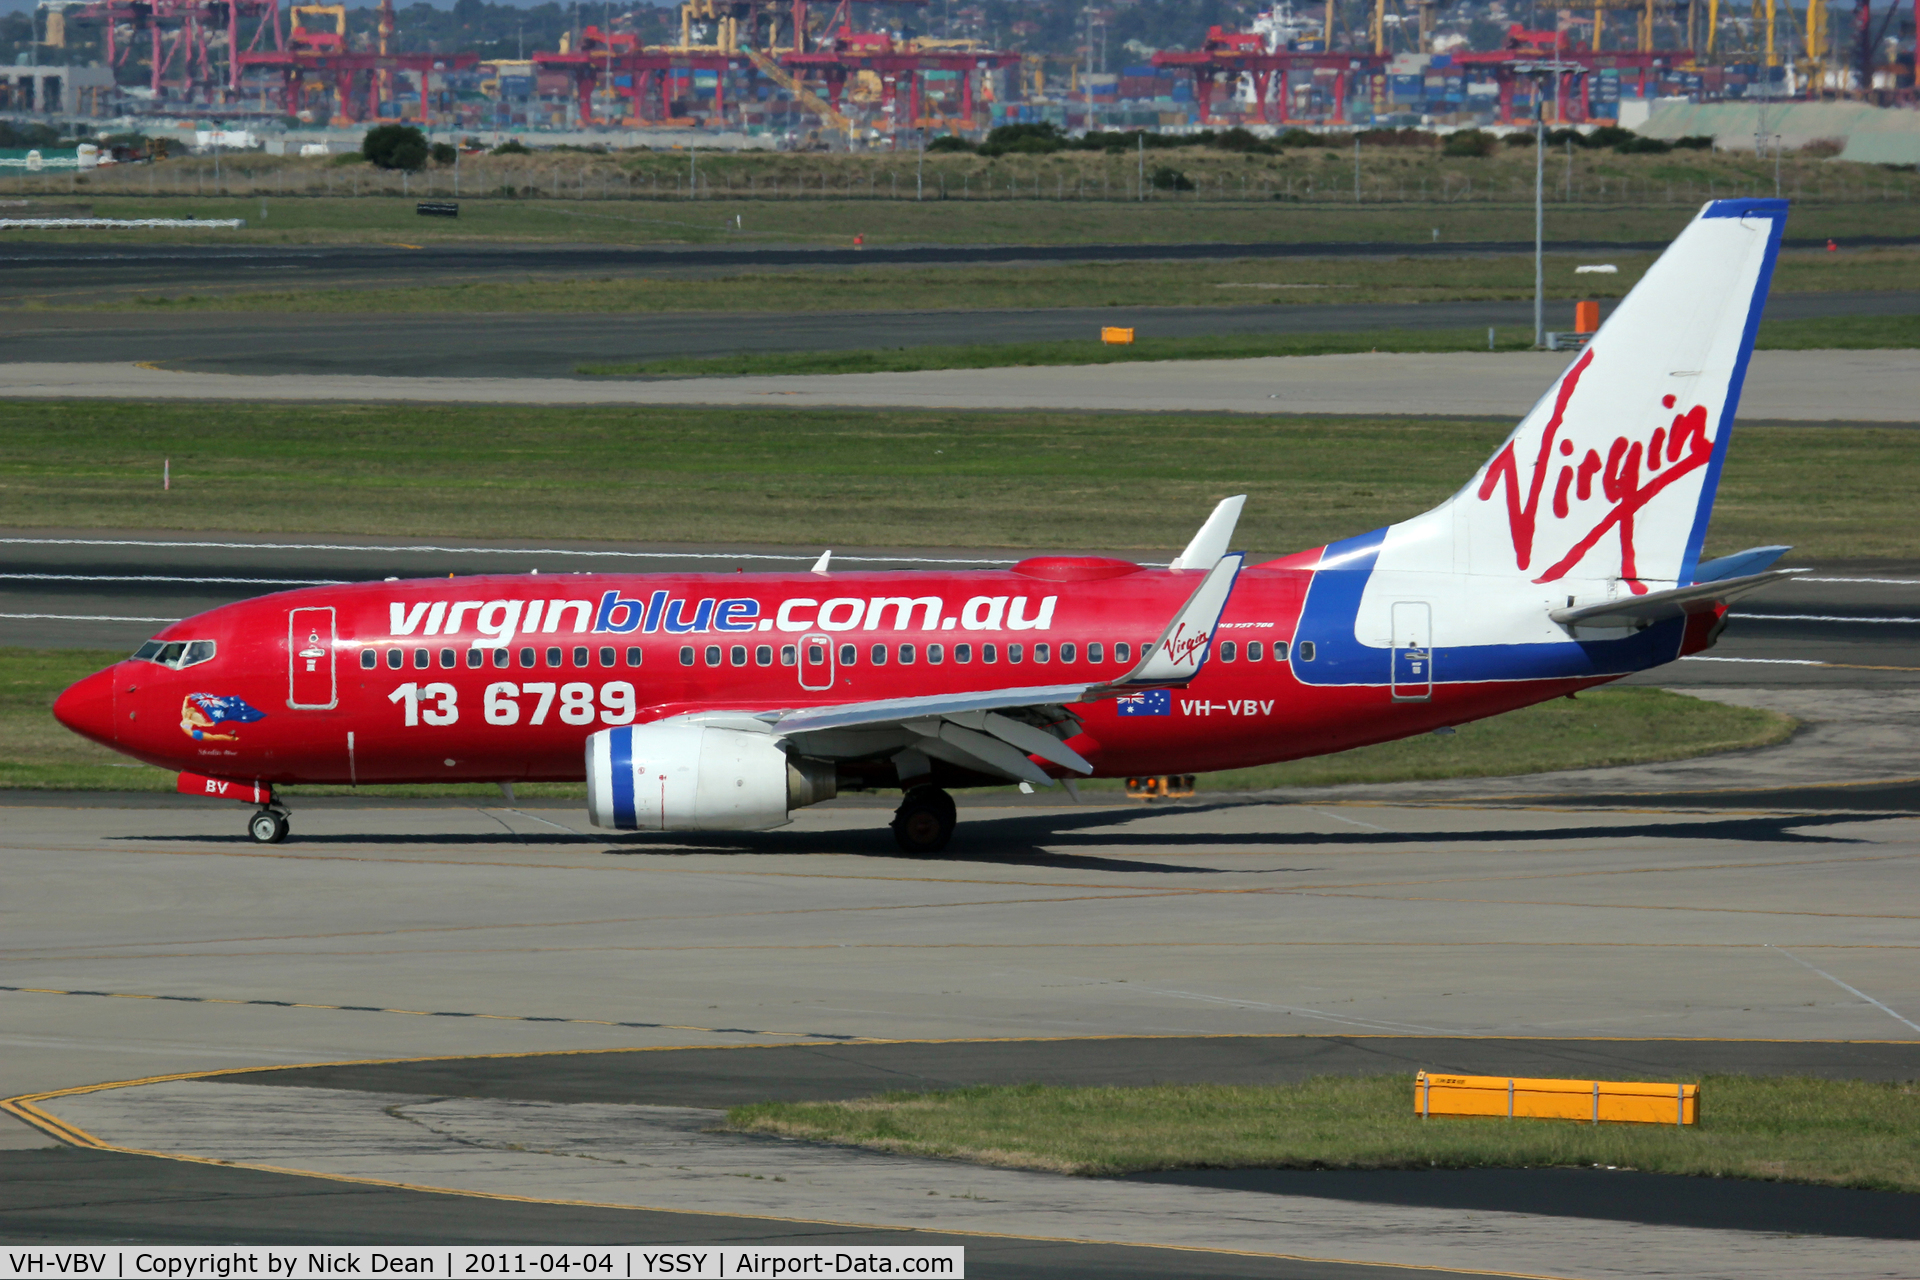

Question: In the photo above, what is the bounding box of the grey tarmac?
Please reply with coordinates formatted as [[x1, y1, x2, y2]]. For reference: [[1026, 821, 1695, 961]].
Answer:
[[0, 1148, 1415, 1279], [1, 348, 1917, 421], [26, 1079, 1918, 1276], [1, 788, 1917, 1271]]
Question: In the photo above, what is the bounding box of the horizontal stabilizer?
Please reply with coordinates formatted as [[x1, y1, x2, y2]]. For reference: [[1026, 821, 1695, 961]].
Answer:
[[1550, 568, 1805, 629], [1692, 545, 1791, 584]]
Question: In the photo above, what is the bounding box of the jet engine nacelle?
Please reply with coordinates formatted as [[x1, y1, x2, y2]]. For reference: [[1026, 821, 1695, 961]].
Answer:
[[585, 723, 836, 832]]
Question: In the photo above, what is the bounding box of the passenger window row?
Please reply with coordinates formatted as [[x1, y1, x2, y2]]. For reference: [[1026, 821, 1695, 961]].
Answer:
[[680, 640, 1157, 668], [362, 645, 642, 671], [667, 638, 1312, 668], [363, 639, 1314, 674], [1216, 640, 1307, 662]]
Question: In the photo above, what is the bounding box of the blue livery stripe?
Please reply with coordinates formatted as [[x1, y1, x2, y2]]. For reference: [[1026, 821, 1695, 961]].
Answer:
[[1292, 529, 1685, 687], [1679, 198, 1789, 584], [608, 726, 637, 830]]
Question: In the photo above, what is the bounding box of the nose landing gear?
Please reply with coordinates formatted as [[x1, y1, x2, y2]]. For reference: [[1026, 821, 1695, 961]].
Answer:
[[248, 807, 291, 844], [890, 784, 956, 854]]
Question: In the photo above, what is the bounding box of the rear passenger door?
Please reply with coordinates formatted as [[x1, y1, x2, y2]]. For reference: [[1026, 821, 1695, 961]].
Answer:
[[1390, 601, 1432, 702]]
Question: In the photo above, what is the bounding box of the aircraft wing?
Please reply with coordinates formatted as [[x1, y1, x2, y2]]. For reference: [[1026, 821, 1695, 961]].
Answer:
[[1549, 567, 1805, 629], [674, 552, 1246, 787]]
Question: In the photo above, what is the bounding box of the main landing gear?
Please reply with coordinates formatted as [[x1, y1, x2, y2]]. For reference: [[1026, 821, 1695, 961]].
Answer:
[[891, 784, 956, 854], [248, 806, 291, 845]]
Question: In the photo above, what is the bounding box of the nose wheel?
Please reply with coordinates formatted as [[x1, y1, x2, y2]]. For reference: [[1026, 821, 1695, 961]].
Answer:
[[890, 785, 956, 854], [248, 808, 290, 844]]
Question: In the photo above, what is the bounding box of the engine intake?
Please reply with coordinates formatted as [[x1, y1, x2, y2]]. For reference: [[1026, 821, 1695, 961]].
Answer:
[[586, 723, 836, 832]]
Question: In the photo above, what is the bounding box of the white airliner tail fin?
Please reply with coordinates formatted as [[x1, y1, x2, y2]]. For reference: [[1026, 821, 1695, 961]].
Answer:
[[1450, 199, 1787, 592]]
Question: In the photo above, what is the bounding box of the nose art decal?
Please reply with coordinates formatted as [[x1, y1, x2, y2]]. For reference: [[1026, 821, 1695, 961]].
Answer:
[[181, 692, 268, 742]]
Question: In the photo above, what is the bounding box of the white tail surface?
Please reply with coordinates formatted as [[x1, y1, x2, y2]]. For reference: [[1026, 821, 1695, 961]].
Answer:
[[1300, 199, 1789, 678], [1459, 199, 1787, 592]]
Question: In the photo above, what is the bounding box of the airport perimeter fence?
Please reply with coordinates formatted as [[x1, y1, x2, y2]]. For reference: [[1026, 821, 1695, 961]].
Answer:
[[1, 156, 1916, 205]]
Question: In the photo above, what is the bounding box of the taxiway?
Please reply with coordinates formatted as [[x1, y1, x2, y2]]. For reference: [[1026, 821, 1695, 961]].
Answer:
[[1, 785, 1916, 1272], [1, 290, 1908, 379], [1, 348, 1916, 421]]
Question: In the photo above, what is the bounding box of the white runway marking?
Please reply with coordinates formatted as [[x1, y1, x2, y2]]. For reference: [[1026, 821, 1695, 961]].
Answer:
[[1681, 656, 1825, 665], [0, 573, 345, 586], [1305, 806, 1388, 831], [0, 612, 181, 623], [0, 536, 1013, 567], [1104, 978, 1473, 1037], [1767, 945, 1920, 1034], [1730, 613, 1920, 624], [502, 808, 591, 836]]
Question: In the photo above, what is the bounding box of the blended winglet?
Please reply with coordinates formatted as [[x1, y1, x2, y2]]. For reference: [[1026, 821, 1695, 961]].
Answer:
[[1169, 496, 1246, 572], [1096, 552, 1245, 692]]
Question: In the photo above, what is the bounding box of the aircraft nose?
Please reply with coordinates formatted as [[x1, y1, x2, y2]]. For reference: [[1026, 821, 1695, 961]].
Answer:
[[53, 666, 118, 746]]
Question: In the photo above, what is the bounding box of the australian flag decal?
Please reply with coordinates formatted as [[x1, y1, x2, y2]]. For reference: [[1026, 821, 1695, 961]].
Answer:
[[187, 693, 268, 724], [1115, 689, 1172, 716]]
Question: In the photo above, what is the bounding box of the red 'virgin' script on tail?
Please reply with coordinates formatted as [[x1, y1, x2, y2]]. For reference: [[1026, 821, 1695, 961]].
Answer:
[[1476, 350, 1715, 595], [1477, 349, 1595, 571]]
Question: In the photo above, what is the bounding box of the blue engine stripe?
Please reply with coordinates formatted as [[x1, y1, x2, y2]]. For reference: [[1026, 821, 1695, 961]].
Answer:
[[608, 727, 637, 830]]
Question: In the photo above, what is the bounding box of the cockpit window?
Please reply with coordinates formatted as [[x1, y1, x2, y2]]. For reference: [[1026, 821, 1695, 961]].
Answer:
[[132, 639, 216, 670]]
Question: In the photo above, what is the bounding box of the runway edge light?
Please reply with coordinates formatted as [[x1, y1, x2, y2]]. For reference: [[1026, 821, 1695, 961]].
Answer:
[[1416, 1072, 1698, 1125]]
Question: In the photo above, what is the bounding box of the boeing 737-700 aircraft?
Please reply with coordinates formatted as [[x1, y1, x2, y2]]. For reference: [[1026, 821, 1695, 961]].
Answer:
[[55, 199, 1798, 852]]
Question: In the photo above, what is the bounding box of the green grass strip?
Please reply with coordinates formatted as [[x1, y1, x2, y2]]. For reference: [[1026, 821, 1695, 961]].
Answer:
[[577, 328, 1538, 377], [579, 314, 1920, 379], [1752, 313, 1920, 350], [727, 1076, 1920, 1191], [1, 404, 1914, 557]]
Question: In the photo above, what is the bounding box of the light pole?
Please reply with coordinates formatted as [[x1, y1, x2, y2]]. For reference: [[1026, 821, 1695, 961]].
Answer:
[[1083, 6, 1094, 132], [1510, 60, 1579, 348], [1534, 95, 1544, 348]]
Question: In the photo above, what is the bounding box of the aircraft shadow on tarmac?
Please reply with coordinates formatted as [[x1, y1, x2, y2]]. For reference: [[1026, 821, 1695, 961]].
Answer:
[[117, 805, 1895, 875], [595, 805, 1892, 868]]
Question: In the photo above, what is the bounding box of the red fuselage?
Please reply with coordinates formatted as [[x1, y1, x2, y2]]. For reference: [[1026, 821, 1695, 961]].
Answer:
[[54, 553, 1610, 788]]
